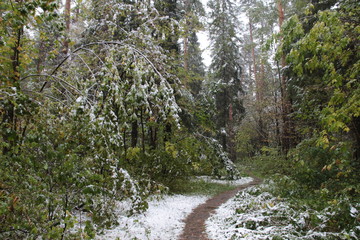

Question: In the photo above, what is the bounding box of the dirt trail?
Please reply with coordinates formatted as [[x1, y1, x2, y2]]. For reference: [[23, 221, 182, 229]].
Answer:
[[178, 177, 262, 240]]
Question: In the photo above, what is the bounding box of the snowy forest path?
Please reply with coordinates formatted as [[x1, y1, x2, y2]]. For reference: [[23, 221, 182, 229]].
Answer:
[[178, 177, 262, 240]]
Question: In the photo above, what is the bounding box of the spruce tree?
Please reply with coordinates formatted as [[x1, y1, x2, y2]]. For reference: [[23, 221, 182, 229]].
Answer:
[[208, 0, 244, 160]]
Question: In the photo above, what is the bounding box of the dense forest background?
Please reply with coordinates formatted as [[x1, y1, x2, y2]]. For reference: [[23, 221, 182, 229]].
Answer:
[[0, 0, 359, 238]]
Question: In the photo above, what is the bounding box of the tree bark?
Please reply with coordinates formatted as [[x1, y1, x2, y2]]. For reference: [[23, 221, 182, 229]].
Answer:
[[131, 120, 138, 148], [63, 0, 71, 54], [228, 103, 236, 161], [273, 72, 281, 147], [277, 0, 292, 153], [249, 19, 258, 102], [140, 108, 145, 153], [149, 127, 157, 149], [2, 25, 23, 154], [351, 117, 360, 161]]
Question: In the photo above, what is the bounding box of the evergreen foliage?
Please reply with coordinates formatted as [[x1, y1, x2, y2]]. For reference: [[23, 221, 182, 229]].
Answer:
[[0, 0, 236, 237], [0, 0, 359, 238], [208, 0, 245, 159]]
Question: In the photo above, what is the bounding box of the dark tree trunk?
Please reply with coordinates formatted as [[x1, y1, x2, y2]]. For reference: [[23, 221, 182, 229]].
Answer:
[[2, 26, 23, 154], [149, 127, 157, 149], [131, 120, 138, 148], [140, 108, 145, 153], [228, 103, 236, 161], [351, 116, 360, 161], [164, 123, 172, 142]]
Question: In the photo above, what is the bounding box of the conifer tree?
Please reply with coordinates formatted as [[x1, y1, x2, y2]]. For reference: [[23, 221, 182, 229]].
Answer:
[[179, 0, 205, 96], [208, 0, 244, 160], [187, 32, 206, 95]]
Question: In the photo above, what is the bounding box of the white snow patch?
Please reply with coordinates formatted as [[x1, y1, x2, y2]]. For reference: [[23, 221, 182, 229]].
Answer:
[[96, 195, 208, 240], [206, 183, 359, 240], [196, 176, 253, 186], [205, 187, 301, 239], [350, 205, 358, 218]]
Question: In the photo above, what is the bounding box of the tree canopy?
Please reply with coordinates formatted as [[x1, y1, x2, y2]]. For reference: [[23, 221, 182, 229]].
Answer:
[[0, 0, 359, 238]]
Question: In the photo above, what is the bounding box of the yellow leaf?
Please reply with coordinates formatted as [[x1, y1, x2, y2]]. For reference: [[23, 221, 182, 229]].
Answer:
[[336, 172, 344, 178], [267, 202, 275, 208]]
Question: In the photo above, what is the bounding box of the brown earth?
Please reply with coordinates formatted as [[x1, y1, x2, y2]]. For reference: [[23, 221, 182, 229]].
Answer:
[[178, 177, 262, 240]]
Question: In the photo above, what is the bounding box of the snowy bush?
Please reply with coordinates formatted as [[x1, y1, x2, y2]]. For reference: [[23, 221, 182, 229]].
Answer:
[[207, 182, 360, 240]]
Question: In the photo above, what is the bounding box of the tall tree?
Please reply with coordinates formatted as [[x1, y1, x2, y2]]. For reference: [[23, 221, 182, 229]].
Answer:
[[280, 0, 360, 160], [180, 0, 204, 70], [277, 0, 294, 153], [179, 0, 205, 96], [238, 0, 279, 151], [0, 0, 60, 154], [187, 32, 206, 95], [208, 0, 244, 160]]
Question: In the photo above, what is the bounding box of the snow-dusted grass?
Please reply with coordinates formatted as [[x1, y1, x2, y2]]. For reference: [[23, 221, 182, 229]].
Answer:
[[196, 176, 253, 186], [96, 194, 208, 240], [206, 183, 360, 240]]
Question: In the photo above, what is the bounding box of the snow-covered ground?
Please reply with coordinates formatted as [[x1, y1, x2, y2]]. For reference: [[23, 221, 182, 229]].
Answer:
[[206, 184, 360, 240], [196, 176, 253, 185], [95, 177, 358, 240], [96, 194, 208, 240], [96, 176, 253, 240]]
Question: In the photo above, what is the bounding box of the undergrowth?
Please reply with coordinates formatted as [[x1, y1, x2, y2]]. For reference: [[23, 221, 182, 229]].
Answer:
[[207, 181, 360, 240], [169, 178, 238, 196], [233, 144, 360, 239]]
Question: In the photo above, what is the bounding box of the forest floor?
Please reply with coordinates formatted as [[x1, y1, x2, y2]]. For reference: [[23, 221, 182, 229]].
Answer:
[[179, 177, 262, 240], [96, 177, 255, 240], [96, 176, 359, 239]]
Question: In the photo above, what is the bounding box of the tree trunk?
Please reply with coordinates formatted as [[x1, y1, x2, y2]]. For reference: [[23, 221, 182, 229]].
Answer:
[[131, 120, 138, 148], [273, 73, 281, 147], [250, 19, 267, 147], [123, 129, 128, 161], [2, 26, 23, 154], [351, 117, 360, 161], [149, 127, 157, 149], [164, 123, 172, 142], [184, 36, 188, 71], [140, 108, 145, 153], [249, 20, 258, 102], [277, 0, 292, 153], [63, 0, 71, 54], [228, 103, 236, 161]]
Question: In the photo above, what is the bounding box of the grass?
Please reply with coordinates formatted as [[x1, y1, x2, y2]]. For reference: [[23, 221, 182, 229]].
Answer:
[[235, 154, 292, 179], [169, 177, 238, 196]]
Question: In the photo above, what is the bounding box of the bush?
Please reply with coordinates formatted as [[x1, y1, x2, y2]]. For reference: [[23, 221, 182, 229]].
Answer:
[[0, 103, 151, 239], [237, 147, 292, 177], [265, 176, 360, 236]]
